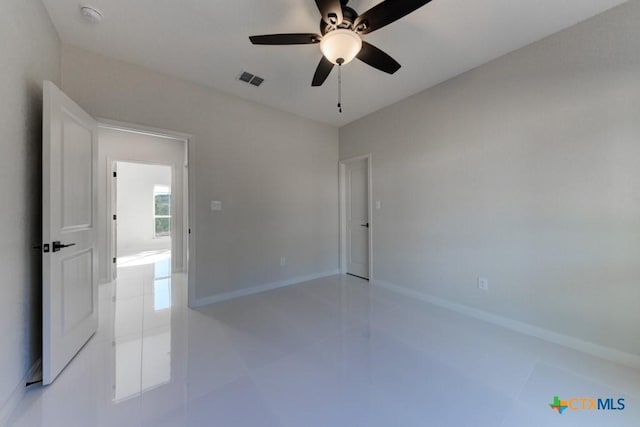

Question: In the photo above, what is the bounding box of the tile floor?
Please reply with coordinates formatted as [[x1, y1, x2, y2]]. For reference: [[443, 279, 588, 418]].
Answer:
[[7, 253, 640, 426]]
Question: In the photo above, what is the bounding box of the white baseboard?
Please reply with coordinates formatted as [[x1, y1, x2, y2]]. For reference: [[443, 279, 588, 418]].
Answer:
[[0, 359, 41, 427], [191, 270, 341, 307], [372, 279, 640, 370]]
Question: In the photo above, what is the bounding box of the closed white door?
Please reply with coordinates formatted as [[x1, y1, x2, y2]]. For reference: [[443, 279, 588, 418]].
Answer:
[[42, 81, 99, 385], [346, 158, 369, 279]]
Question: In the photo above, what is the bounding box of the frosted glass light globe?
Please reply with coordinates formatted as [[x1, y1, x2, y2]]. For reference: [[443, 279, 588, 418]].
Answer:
[[320, 29, 362, 65]]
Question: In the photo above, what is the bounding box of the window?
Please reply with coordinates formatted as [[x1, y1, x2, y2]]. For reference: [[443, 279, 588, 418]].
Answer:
[[154, 185, 171, 238]]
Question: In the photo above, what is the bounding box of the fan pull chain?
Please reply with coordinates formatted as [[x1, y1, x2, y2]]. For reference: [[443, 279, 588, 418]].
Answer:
[[337, 63, 342, 114]]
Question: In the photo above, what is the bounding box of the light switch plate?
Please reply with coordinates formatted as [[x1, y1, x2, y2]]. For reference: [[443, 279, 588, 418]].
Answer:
[[210, 200, 222, 211]]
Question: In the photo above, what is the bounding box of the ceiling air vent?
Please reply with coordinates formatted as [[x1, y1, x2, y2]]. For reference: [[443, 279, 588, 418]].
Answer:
[[237, 71, 265, 87], [249, 76, 264, 87]]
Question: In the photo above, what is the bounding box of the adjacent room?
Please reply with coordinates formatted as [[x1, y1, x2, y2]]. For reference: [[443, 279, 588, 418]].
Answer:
[[116, 162, 173, 264], [1, 0, 639, 426]]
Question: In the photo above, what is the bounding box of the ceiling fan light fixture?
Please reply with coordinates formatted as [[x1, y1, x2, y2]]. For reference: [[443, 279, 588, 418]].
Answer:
[[79, 5, 103, 23], [320, 29, 362, 65]]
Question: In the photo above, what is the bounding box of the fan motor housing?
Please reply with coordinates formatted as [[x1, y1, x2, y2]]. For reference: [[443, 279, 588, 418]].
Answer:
[[320, 6, 358, 34]]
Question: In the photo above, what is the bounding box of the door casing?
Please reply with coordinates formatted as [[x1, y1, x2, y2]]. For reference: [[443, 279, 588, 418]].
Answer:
[[96, 119, 192, 303]]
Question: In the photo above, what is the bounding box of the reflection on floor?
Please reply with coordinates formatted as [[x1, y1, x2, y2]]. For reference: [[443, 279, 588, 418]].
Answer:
[[7, 259, 640, 426], [114, 251, 172, 401], [117, 249, 172, 268]]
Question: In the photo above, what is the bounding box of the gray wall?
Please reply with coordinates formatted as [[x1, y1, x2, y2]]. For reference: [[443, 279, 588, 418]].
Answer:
[[60, 45, 339, 303], [0, 0, 60, 418], [116, 162, 172, 254], [340, 2, 640, 357]]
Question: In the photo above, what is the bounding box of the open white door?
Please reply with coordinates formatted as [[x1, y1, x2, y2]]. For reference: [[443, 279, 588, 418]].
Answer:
[[42, 81, 99, 385]]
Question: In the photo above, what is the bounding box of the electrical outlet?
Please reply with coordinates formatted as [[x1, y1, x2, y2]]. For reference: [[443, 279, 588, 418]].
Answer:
[[280, 256, 286, 267], [478, 277, 489, 291]]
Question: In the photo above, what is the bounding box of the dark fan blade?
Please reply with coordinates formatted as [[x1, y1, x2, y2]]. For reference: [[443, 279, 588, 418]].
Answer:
[[354, 0, 433, 35], [315, 0, 343, 25], [356, 41, 401, 74], [249, 33, 321, 45], [312, 56, 334, 86]]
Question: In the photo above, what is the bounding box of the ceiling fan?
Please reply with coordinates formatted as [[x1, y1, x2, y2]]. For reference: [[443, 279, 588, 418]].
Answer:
[[249, 0, 433, 87]]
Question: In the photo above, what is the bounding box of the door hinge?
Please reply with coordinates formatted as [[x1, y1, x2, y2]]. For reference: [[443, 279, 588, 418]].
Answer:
[[112, 257, 117, 264], [113, 171, 117, 178], [113, 214, 117, 220]]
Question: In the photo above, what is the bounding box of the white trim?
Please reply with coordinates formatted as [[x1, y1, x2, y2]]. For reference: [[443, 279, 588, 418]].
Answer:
[[338, 162, 347, 274], [191, 270, 341, 307], [0, 359, 41, 427], [339, 163, 347, 274], [372, 279, 640, 370], [97, 118, 192, 141], [339, 154, 373, 280], [186, 145, 195, 308]]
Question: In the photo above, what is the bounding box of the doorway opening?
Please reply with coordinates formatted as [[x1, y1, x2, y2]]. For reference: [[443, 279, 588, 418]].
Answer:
[[114, 161, 173, 268], [97, 121, 190, 286], [339, 154, 372, 281]]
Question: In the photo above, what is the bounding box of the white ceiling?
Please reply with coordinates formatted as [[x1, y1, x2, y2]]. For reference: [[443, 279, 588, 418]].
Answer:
[[42, 0, 627, 127]]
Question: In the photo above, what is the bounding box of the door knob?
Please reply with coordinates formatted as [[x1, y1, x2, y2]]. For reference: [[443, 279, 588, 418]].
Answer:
[[52, 241, 76, 252], [360, 223, 369, 228]]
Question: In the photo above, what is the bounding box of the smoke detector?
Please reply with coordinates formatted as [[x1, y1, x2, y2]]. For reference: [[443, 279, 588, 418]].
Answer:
[[80, 5, 103, 23]]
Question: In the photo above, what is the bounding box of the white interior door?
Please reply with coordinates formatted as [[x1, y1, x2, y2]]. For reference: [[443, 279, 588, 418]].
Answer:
[[111, 161, 117, 280], [42, 81, 99, 385], [346, 158, 369, 279]]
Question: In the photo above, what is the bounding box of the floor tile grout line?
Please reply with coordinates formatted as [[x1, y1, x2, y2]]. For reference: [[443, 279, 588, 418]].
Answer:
[[498, 356, 541, 427]]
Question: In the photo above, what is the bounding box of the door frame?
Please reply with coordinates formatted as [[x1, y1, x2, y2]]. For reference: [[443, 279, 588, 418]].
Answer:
[[97, 119, 191, 286], [339, 154, 373, 280]]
